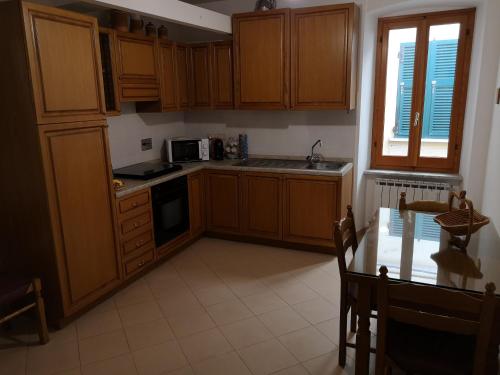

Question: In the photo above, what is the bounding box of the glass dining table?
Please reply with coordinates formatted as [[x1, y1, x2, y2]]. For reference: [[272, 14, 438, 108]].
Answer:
[[347, 207, 500, 374]]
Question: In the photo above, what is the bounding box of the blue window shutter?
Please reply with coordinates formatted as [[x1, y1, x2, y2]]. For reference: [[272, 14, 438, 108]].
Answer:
[[414, 214, 441, 241], [389, 210, 404, 236], [422, 40, 458, 139], [395, 43, 415, 138]]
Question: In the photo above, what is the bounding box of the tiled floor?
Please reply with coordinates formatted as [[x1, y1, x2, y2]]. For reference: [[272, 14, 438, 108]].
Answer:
[[0, 238, 360, 375]]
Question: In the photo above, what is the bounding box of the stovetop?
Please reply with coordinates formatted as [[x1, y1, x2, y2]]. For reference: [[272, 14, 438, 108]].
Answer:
[[113, 161, 182, 180]]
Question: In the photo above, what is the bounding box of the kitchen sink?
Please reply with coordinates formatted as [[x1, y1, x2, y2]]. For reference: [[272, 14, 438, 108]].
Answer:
[[233, 159, 347, 171]]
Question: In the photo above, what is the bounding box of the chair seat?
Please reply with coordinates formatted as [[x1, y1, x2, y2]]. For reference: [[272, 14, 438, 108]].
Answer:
[[386, 320, 476, 375], [0, 274, 33, 306]]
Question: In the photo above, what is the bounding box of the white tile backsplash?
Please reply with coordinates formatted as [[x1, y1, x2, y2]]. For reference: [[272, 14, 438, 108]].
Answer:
[[107, 103, 186, 169]]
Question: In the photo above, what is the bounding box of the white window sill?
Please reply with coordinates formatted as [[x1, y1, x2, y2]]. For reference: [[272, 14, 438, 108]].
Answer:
[[364, 169, 462, 184]]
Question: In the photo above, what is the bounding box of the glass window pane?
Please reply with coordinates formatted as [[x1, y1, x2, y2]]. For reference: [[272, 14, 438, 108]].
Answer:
[[420, 23, 460, 158], [382, 27, 417, 157]]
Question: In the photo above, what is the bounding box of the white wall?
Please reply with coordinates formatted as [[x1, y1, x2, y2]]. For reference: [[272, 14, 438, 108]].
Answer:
[[107, 103, 185, 169], [185, 110, 357, 159], [481, 62, 500, 231]]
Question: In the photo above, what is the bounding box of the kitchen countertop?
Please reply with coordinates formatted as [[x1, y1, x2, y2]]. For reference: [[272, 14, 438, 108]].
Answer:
[[115, 158, 353, 198]]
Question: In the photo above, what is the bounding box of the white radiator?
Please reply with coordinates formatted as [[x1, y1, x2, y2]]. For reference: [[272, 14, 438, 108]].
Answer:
[[374, 178, 454, 209]]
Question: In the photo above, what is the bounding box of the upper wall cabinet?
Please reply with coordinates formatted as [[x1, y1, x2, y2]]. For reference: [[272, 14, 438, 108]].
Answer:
[[212, 41, 234, 109], [233, 9, 290, 110], [291, 4, 358, 110], [189, 43, 213, 109], [158, 40, 178, 111], [115, 32, 160, 102], [99, 27, 121, 116], [22, 2, 106, 124], [176, 43, 190, 110]]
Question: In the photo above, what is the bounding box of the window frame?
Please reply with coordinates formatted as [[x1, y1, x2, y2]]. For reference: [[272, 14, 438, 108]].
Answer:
[[370, 8, 476, 173]]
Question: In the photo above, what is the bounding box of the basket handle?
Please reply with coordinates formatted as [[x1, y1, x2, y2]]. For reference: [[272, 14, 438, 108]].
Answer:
[[448, 190, 474, 248]]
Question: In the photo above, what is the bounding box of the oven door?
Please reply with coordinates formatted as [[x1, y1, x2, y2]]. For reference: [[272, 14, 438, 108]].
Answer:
[[170, 140, 201, 162], [152, 176, 190, 248]]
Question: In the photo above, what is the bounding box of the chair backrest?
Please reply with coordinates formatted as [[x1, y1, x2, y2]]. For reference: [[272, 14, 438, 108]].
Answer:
[[399, 191, 450, 213], [334, 205, 358, 276], [375, 265, 497, 375]]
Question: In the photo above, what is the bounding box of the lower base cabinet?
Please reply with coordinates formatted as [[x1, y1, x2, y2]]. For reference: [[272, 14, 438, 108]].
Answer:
[[189, 172, 206, 237], [241, 173, 283, 240], [205, 169, 353, 250]]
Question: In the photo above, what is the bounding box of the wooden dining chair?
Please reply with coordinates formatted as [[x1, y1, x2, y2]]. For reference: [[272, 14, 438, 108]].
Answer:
[[399, 191, 449, 213], [0, 275, 49, 345], [334, 205, 361, 367], [375, 265, 497, 375]]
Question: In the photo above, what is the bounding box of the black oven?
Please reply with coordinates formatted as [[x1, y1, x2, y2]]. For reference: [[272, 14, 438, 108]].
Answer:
[[152, 176, 190, 248]]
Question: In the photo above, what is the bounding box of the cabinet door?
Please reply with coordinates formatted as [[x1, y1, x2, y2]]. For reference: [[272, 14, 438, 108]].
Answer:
[[99, 27, 121, 116], [233, 9, 290, 109], [116, 33, 160, 102], [39, 122, 121, 316], [212, 41, 234, 109], [291, 5, 357, 110], [189, 44, 213, 109], [176, 44, 190, 110], [22, 2, 106, 124], [205, 171, 240, 234], [283, 176, 338, 248], [241, 173, 282, 240], [159, 41, 178, 111], [188, 172, 205, 237]]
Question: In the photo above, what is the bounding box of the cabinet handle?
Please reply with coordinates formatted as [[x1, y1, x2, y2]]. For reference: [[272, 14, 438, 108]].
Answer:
[[138, 260, 146, 267], [132, 202, 138, 207], [413, 112, 420, 128], [135, 241, 143, 248], [133, 222, 139, 228]]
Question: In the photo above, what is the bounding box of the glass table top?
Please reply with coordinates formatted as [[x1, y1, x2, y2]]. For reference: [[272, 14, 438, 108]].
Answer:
[[349, 208, 500, 296]]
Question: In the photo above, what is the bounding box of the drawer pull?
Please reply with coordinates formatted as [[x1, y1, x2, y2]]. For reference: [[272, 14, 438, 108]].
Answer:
[[132, 202, 138, 207], [138, 260, 146, 267], [133, 222, 139, 228], [135, 240, 143, 248]]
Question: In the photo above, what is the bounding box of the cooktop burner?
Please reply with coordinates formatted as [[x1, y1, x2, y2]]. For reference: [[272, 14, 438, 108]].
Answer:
[[113, 161, 182, 180]]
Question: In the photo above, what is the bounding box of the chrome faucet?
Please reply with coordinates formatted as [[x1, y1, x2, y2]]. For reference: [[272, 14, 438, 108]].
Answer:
[[307, 139, 322, 163]]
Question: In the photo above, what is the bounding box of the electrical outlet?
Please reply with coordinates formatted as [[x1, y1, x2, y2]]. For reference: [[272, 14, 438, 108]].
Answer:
[[141, 138, 152, 151]]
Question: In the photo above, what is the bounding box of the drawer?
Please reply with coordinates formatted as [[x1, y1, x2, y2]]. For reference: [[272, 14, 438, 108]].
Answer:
[[119, 191, 149, 214], [124, 248, 155, 276], [123, 230, 153, 256], [121, 212, 151, 235]]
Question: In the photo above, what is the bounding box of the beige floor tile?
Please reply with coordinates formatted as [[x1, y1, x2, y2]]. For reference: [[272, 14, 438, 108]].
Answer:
[[278, 326, 335, 362], [241, 291, 287, 315], [226, 278, 269, 298], [292, 297, 338, 324], [89, 298, 117, 314], [193, 284, 237, 307], [168, 310, 216, 338], [272, 283, 319, 305], [301, 350, 355, 375], [178, 328, 232, 364], [238, 338, 298, 375], [81, 353, 137, 375], [114, 281, 155, 308], [50, 324, 78, 344], [124, 318, 175, 351], [147, 275, 190, 299], [167, 366, 195, 375], [157, 290, 204, 318], [314, 318, 340, 345], [119, 301, 164, 327], [219, 317, 273, 350], [77, 309, 123, 340], [54, 368, 82, 375], [258, 307, 310, 337], [133, 341, 188, 375], [206, 299, 253, 326], [0, 347, 27, 375], [192, 351, 251, 375], [27, 339, 79, 375], [79, 330, 129, 365], [271, 364, 309, 375]]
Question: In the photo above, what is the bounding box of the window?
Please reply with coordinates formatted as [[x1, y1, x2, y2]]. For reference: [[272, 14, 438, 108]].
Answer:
[[371, 9, 475, 172]]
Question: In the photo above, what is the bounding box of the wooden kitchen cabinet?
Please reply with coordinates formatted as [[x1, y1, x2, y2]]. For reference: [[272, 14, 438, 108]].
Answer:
[[233, 9, 290, 109], [176, 43, 190, 110], [99, 27, 121, 116], [158, 40, 178, 111], [38, 122, 121, 316], [22, 2, 106, 124], [189, 172, 205, 237], [189, 43, 213, 109], [205, 170, 241, 234], [291, 4, 358, 110], [212, 41, 234, 109], [240, 173, 282, 240], [283, 175, 340, 248], [115, 32, 160, 102]]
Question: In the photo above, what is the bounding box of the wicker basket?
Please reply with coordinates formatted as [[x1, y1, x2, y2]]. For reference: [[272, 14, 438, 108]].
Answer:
[[434, 191, 489, 249]]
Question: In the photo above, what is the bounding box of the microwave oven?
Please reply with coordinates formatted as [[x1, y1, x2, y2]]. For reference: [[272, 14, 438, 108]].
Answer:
[[166, 138, 209, 163]]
